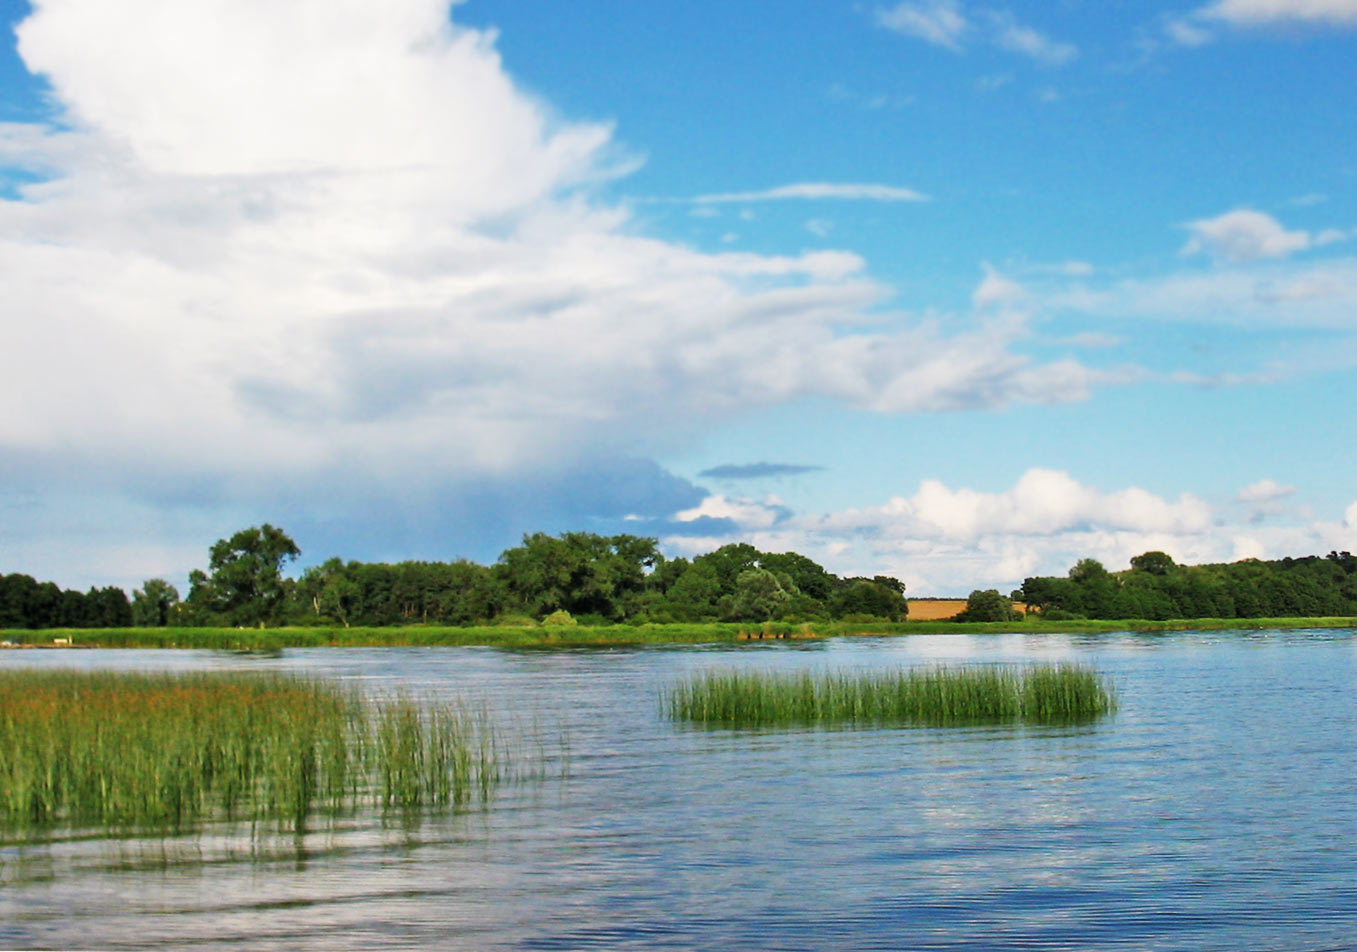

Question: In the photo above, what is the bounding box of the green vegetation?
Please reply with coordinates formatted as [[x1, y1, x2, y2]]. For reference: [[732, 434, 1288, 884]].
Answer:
[[1017, 550, 1357, 620], [4, 613, 1357, 651], [0, 670, 504, 834], [667, 664, 1116, 728], [2, 527, 908, 631], [6, 522, 1357, 637], [955, 588, 1023, 622]]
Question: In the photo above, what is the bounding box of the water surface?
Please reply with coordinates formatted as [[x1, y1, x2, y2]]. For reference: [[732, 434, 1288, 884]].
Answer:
[[2, 630, 1354, 949]]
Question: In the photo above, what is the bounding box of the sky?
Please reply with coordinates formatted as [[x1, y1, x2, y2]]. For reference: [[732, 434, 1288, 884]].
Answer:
[[2, 0, 1356, 597]]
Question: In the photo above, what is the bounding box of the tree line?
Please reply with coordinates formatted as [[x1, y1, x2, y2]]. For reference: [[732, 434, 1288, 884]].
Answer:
[[8, 527, 1356, 630], [1, 526, 908, 629], [1013, 550, 1357, 620]]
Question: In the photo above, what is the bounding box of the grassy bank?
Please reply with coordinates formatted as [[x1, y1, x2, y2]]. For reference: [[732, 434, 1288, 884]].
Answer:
[[0, 670, 503, 834], [3, 616, 1356, 651], [667, 664, 1116, 728]]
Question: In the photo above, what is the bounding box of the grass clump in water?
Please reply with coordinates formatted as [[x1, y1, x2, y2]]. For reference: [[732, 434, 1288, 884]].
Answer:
[[0, 670, 503, 834], [667, 663, 1115, 728]]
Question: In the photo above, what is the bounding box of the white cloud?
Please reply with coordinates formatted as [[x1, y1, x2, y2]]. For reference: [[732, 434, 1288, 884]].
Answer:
[[876, 0, 970, 50], [1165, 17, 1216, 46], [1237, 479, 1297, 503], [675, 494, 787, 530], [1049, 258, 1357, 332], [877, 2, 1076, 64], [1181, 209, 1313, 263], [663, 471, 1357, 596], [692, 182, 928, 204], [985, 10, 1078, 65], [805, 218, 833, 237], [0, 0, 1115, 583], [971, 263, 1026, 309], [1201, 0, 1357, 26]]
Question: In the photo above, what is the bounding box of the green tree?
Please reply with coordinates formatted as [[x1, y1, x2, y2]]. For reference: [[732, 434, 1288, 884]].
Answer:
[[1129, 551, 1177, 576], [729, 568, 792, 621], [131, 578, 180, 627], [830, 576, 908, 621], [957, 589, 1018, 622], [203, 524, 301, 628]]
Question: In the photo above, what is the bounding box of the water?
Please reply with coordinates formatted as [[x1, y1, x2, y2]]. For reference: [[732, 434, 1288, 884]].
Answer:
[[2, 630, 1354, 950]]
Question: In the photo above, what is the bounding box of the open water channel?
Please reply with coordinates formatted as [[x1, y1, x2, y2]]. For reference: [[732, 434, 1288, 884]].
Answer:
[[2, 630, 1354, 950]]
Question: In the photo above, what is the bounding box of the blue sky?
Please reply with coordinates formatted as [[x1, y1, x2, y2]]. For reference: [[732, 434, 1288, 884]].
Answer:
[[1, 0, 1356, 595]]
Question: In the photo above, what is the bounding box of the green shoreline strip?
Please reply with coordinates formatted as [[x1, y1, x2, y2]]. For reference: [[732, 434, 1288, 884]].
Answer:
[[2, 617, 1356, 651]]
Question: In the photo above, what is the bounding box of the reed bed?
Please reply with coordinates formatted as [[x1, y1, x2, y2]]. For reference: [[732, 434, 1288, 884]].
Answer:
[[0, 670, 504, 834], [667, 663, 1116, 728]]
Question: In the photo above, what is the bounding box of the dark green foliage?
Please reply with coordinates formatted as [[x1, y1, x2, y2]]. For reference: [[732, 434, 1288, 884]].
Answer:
[[200, 524, 300, 628], [729, 567, 793, 621], [0, 574, 133, 629], [667, 664, 1115, 728], [1018, 550, 1357, 621], [830, 576, 908, 621], [131, 578, 180, 627], [956, 589, 1020, 622]]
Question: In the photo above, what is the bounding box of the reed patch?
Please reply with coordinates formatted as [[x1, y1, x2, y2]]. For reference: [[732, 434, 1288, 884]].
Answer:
[[666, 664, 1116, 728], [0, 670, 505, 834]]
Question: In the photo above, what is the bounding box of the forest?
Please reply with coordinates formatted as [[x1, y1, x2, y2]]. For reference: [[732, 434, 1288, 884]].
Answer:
[[0, 526, 907, 630], [5, 526, 1357, 631], [1013, 550, 1357, 620]]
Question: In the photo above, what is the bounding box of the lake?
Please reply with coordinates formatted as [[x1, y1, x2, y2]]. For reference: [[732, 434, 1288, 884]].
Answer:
[[2, 630, 1354, 950]]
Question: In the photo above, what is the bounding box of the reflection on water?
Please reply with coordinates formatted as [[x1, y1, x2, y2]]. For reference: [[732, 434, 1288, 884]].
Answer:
[[2, 631, 1355, 950]]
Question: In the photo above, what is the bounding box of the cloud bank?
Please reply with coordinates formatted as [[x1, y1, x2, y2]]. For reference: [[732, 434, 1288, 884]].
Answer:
[[0, 0, 1107, 586], [663, 470, 1357, 595]]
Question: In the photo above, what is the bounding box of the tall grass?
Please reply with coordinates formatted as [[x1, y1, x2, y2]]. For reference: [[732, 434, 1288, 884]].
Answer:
[[667, 664, 1116, 728], [8, 615, 1357, 651], [0, 670, 504, 834]]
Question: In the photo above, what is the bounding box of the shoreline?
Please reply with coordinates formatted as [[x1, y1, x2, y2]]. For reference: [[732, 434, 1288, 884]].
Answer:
[[3, 616, 1357, 651]]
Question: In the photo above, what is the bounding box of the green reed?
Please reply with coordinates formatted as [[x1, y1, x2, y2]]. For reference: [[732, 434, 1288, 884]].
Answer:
[[0, 670, 505, 834], [667, 663, 1116, 728]]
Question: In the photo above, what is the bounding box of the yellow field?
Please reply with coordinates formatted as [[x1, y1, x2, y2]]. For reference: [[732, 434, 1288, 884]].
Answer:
[[907, 599, 1028, 620], [907, 600, 969, 620]]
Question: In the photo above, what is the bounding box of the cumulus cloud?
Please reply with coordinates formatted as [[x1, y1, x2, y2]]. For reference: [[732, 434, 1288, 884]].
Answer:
[[1181, 209, 1313, 263], [971, 263, 1027, 309], [877, 2, 1076, 64], [1237, 479, 1297, 503], [0, 1, 1105, 534], [675, 495, 789, 531], [662, 470, 1357, 595]]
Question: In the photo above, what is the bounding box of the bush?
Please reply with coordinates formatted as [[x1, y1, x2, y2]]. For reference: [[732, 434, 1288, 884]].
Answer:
[[542, 610, 578, 627]]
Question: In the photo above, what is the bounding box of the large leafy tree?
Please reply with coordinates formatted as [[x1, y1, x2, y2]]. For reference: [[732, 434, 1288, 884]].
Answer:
[[204, 525, 300, 628], [131, 578, 180, 627]]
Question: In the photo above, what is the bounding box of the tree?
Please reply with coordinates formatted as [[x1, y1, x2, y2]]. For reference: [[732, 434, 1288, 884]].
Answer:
[[729, 568, 792, 621], [1129, 551, 1177, 576], [830, 576, 908, 621], [203, 525, 300, 628], [131, 578, 180, 627], [956, 589, 1018, 623]]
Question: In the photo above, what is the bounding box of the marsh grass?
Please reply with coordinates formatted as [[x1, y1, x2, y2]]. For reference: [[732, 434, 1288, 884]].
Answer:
[[667, 664, 1116, 728], [0, 670, 505, 835], [9, 616, 1357, 652]]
